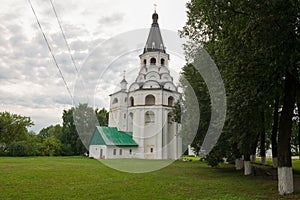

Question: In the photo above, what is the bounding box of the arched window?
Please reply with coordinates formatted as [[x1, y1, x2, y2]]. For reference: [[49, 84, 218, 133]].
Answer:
[[143, 59, 146, 65], [130, 97, 134, 106], [168, 96, 174, 106], [145, 111, 155, 124], [145, 95, 155, 105], [112, 98, 118, 104], [161, 58, 165, 66], [150, 57, 156, 65]]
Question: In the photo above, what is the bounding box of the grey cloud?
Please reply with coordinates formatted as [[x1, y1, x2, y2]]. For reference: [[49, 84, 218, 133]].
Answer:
[[98, 13, 124, 25], [70, 40, 89, 51]]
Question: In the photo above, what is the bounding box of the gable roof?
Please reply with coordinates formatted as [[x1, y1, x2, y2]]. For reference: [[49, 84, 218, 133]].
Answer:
[[90, 126, 138, 147]]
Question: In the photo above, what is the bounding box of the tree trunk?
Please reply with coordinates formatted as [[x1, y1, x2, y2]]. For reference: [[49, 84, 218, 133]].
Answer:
[[260, 111, 266, 165], [272, 97, 279, 167], [296, 83, 300, 159], [278, 72, 296, 195], [244, 154, 252, 175], [298, 114, 300, 160]]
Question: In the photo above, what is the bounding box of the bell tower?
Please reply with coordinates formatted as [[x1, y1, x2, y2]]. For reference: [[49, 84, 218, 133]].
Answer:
[[108, 9, 182, 160]]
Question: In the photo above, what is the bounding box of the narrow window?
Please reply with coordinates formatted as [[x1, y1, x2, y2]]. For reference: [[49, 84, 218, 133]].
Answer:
[[130, 97, 134, 106], [150, 148, 153, 153], [113, 149, 116, 155], [119, 149, 122, 155], [161, 58, 165, 66], [129, 149, 132, 155], [168, 96, 174, 106]]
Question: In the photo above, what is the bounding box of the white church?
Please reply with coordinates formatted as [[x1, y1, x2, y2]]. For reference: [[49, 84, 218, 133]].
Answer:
[[89, 11, 182, 160]]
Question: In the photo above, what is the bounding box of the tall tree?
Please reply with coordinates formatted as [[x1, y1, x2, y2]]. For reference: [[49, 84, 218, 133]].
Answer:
[[95, 108, 109, 127], [62, 107, 85, 155], [179, 63, 211, 154], [61, 104, 108, 155], [181, 0, 299, 193]]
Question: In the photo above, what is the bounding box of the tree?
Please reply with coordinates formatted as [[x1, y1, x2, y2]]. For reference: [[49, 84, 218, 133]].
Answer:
[[41, 135, 62, 156], [0, 112, 34, 154], [62, 107, 84, 155], [38, 124, 63, 140], [181, 0, 299, 194], [61, 104, 108, 155], [179, 63, 211, 155], [95, 108, 109, 126]]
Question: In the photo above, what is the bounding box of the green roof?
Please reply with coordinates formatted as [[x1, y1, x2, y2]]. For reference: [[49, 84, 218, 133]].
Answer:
[[90, 126, 138, 147]]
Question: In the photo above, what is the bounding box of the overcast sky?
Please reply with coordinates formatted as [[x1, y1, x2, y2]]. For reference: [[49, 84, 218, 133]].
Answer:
[[0, 0, 189, 133]]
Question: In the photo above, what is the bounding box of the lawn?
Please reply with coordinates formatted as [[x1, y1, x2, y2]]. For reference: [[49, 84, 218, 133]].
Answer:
[[0, 156, 300, 200]]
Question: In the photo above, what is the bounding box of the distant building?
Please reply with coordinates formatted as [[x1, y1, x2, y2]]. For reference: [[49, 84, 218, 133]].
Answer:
[[89, 10, 182, 159]]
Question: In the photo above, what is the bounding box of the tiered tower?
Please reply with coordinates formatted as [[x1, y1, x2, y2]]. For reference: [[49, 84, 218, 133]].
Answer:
[[109, 11, 182, 159]]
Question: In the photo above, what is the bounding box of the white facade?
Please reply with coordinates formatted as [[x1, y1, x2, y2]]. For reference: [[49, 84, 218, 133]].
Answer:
[[89, 145, 135, 159], [106, 11, 182, 160], [89, 11, 183, 160]]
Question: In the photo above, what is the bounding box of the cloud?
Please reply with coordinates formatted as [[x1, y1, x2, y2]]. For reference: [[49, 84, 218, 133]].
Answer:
[[98, 13, 124, 25], [0, 0, 188, 133]]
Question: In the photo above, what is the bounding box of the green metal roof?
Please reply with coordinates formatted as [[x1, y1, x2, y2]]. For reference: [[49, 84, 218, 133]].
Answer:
[[90, 126, 138, 147]]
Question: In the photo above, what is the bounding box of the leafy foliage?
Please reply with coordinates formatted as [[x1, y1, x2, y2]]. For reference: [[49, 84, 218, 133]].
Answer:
[[180, 0, 300, 172], [0, 112, 34, 154]]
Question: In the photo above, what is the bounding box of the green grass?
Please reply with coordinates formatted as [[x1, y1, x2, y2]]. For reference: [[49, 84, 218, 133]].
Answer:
[[0, 157, 299, 199]]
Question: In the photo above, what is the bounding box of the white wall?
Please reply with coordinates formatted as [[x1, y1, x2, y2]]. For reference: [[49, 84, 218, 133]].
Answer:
[[106, 146, 136, 159], [89, 145, 107, 159]]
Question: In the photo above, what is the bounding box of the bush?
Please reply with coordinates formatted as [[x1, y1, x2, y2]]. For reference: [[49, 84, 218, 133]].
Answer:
[[8, 141, 27, 156], [8, 141, 42, 156]]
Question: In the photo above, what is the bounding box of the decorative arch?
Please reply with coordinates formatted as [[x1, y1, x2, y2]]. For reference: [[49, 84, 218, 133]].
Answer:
[[145, 95, 155, 105], [168, 96, 174, 106], [146, 71, 160, 80], [161, 58, 165, 66], [143, 80, 160, 89], [145, 111, 155, 124]]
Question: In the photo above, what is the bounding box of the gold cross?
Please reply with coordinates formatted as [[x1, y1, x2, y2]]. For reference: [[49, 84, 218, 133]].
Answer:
[[154, 4, 157, 12]]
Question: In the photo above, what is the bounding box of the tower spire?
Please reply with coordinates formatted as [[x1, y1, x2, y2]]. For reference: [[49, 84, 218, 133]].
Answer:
[[120, 70, 127, 90], [143, 10, 165, 53]]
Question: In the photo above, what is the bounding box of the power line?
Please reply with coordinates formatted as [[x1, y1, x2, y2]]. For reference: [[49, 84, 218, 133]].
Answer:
[[49, 0, 89, 103], [28, 0, 74, 102], [49, 0, 80, 74]]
